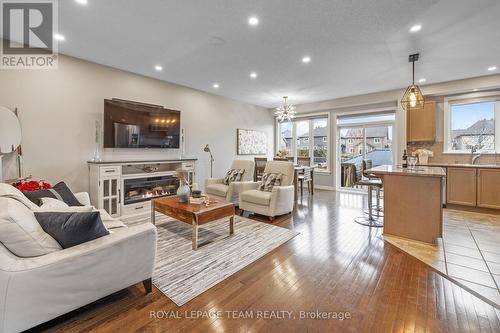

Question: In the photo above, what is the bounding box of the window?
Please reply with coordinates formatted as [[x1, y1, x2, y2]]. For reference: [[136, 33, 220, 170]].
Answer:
[[445, 97, 500, 153], [313, 118, 328, 170], [349, 147, 354, 153], [278, 122, 293, 156], [277, 115, 329, 171], [347, 139, 354, 144], [374, 137, 381, 144]]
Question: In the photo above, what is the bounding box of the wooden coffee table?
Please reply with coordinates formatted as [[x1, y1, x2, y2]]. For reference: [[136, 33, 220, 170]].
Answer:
[[151, 196, 235, 250]]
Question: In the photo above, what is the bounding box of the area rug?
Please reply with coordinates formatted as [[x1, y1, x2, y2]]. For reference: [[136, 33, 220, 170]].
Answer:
[[124, 214, 299, 306]]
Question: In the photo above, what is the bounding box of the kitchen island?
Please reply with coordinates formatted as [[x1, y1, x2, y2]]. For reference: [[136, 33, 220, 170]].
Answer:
[[366, 165, 446, 244]]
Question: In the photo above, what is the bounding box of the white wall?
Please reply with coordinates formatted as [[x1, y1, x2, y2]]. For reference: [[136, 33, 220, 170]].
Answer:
[[0, 54, 274, 192], [288, 74, 500, 189]]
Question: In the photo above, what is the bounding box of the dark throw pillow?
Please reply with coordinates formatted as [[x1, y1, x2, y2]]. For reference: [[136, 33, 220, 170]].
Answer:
[[258, 173, 282, 192], [34, 211, 109, 249], [23, 181, 83, 206]]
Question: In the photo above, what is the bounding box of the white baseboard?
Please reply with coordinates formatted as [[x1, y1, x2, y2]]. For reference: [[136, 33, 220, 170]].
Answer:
[[314, 185, 336, 191]]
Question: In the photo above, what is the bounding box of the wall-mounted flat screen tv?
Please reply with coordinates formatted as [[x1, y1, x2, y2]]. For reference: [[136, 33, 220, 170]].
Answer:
[[103, 99, 180, 148]]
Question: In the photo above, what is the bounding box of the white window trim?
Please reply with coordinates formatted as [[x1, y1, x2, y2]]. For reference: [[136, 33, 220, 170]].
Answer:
[[443, 92, 500, 154], [275, 112, 331, 173]]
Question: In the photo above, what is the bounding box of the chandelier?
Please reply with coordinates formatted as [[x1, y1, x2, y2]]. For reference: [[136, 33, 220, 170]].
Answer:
[[401, 53, 425, 110], [275, 96, 296, 122]]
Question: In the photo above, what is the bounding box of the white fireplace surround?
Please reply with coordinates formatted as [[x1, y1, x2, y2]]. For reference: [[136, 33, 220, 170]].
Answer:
[[88, 159, 196, 218]]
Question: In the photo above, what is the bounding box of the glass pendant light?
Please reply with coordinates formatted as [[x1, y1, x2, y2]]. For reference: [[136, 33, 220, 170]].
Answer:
[[401, 53, 425, 110], [274, 96, 296, 122]]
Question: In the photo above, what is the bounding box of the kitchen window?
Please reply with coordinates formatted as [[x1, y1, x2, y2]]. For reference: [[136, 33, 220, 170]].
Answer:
[[277, 114, 330, 171], [444, 94, 500, 153]]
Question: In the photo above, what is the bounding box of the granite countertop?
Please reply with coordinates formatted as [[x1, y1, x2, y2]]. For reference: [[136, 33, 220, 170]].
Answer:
[[424, 162, 500, 169], [367, 165, 446, 178], [87, 158, 197, 164]]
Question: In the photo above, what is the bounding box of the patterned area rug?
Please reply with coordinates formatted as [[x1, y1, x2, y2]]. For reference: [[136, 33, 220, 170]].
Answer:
[[123, 213, 299, 306]]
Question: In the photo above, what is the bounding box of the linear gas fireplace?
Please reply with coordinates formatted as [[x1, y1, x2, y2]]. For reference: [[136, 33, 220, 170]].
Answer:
[[123, 175, 179, 205]]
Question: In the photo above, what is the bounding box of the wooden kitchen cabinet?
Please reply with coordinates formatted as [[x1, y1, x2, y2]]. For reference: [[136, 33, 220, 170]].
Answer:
[[407, 100, 436, 142], [447, 167, 477, 206], [477, 168, 500, 209]]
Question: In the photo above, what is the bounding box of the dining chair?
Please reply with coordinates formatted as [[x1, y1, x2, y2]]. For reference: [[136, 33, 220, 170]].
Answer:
[[297, 156, 311, 166], [298, 166, 313, 200], [254, 157, 268, 181]]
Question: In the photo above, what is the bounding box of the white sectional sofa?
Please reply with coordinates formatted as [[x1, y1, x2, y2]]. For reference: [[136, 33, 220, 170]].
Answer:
[[0, 184, 157, 333]]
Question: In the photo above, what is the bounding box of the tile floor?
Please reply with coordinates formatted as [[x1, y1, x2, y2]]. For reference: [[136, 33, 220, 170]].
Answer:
[[384, 209, 500, 307]]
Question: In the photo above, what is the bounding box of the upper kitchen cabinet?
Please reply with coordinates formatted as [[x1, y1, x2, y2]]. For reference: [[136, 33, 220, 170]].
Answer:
[[407, 100, 436, 142]]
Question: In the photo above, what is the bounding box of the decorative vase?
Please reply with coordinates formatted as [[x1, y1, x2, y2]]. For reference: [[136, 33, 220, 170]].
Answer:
[[92, 120, 102, 162], [177, 183, 190, 203]]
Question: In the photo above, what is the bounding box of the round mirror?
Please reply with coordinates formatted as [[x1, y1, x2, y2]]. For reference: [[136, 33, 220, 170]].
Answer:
[[0, 106, 22, 154]]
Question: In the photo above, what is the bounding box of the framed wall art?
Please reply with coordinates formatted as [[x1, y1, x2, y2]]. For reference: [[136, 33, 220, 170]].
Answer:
[[237, 129, 267, 155]]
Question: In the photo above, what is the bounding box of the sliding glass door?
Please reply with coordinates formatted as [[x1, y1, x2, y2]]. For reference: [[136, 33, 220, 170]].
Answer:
[[337, 113, 395, 190]]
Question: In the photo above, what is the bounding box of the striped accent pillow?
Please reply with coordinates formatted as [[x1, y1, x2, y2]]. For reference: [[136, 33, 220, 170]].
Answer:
[[258, 173, 282, 192], [223, 169, 245, 185]]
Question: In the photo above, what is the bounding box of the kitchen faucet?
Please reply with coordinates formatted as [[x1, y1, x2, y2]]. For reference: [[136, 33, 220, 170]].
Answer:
[[471, 146, 481, 164]]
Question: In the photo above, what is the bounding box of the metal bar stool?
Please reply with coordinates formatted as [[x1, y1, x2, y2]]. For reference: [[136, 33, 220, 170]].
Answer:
[[361, 159, 384, 218], [354, 179, 383, 227], [354, 160, 383, 227]]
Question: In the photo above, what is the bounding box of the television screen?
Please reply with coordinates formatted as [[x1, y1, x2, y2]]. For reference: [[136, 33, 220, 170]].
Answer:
[[103, 99, 180, 148]]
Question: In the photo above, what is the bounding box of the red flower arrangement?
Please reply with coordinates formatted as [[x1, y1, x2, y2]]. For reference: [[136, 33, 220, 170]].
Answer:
[[15, 180, 52, 192]]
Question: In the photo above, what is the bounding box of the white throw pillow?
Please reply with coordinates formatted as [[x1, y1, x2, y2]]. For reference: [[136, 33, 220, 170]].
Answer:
[[0, 197, 62, 257], [36, 198, 93, 213], [40, 197, 69, 209]]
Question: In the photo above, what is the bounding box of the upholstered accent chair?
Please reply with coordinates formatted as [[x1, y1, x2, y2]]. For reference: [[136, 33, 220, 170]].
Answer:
[[205, 160, 255, 204], [239, 161, 295, 221]]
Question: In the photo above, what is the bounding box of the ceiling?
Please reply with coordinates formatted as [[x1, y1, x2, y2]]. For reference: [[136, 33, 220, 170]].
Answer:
[[25, 1, 500, 107]]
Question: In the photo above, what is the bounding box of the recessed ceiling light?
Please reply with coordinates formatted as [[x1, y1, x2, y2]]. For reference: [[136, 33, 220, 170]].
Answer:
[[248, 16, 259, 26], [250, 72, 258, 79], [419, 78, 426, 83], [53, 33, 65, 41], [212, 83, 220, 89], [410, 24, 422, 33], [473, 88, 479, 92], [154, 65, 163, 71], [75, 0, 88, 4], [302, 56, 311, 63], [487, 66, 497, 71]]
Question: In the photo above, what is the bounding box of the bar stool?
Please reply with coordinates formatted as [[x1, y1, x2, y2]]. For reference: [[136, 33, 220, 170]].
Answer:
[[361, 160, 384, 218], [354, 178, 383, 227]]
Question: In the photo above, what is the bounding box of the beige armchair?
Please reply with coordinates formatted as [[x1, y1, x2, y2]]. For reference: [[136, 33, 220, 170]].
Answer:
[[205, 159, 255, 204], [239, 161, 295, 221]]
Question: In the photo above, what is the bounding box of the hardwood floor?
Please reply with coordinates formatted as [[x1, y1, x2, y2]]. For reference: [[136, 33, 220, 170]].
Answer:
[[30, 191, 500, 333]]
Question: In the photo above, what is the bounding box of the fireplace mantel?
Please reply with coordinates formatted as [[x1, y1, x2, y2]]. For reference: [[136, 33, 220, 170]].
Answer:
[[87, 158, 197, 165], [88, 158, 197, 217]]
